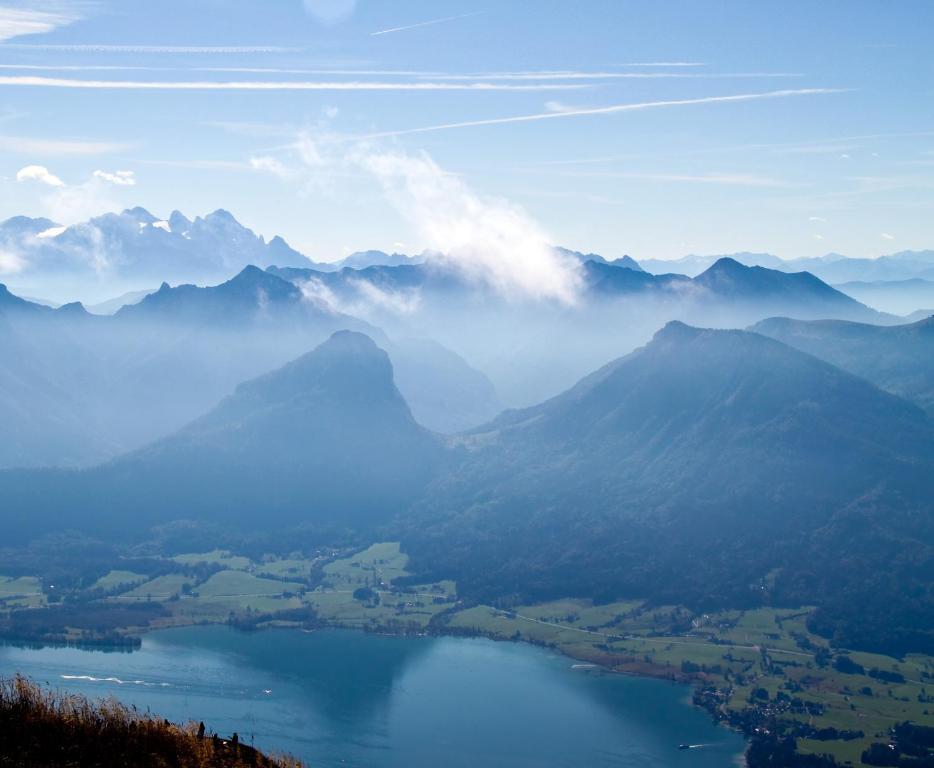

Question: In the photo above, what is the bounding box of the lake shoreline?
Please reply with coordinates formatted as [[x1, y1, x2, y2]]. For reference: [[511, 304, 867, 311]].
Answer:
[[2, 623, 748, 768], [74, 611, 753, 766]]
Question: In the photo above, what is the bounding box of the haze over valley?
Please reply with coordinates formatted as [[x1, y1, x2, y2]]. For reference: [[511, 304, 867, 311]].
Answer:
[[1, 2, 933, 767]]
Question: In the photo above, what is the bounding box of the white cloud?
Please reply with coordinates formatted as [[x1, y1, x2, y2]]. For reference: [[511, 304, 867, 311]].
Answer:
[[249, 155, 295, 179], [881, 232, 896, 240], [16, 164, 65, 187], [429, 70, 798, 81], [294, 132, 325, 166], [40, 181, 120, 225], [808, 215, 826, 222], [0, 5, 80, 42], [36, 225, 66, 238], [92, 169, 136, 186], [3, 43, 301, 53], [28, 171, 134, 225], [0, 75, 583, 91], [0, 248, 25, 274], [351, 277, 422, 314], [355, 149, 582, 304], [300, 275, 421, 317], [0, 134, 132, 155]]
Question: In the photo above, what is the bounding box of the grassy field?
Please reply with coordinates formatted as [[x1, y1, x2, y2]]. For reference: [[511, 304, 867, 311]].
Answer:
[[194, 570, 303, 599], [308, 543, 457, 630], [171, 550, 252, 570], [7, 543, 932, 766], [321, 542, 410, 589], [255, 558, 318, 580], [92, 544, 454, 631], [118, 574, 193, 601], [91, 570, 148, 592], [0, 576, 44, 609]]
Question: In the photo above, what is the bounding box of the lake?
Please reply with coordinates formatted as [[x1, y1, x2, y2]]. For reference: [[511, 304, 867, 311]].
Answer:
[[0, 627, 745, 767]]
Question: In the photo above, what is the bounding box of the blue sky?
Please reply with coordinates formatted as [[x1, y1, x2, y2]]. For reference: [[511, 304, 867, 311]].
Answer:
[[1, 0, 932, 262]]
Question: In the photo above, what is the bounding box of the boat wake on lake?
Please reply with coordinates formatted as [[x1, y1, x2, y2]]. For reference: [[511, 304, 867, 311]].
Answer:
[[61, 675, 171, 688]]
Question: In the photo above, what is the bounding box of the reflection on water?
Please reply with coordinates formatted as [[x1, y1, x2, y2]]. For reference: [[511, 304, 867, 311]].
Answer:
[[0, 626, 744, 768]]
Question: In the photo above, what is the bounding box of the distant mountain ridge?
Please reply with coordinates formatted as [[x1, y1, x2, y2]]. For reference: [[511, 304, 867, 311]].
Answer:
[[4, 322, 931, 655], [752, 314, 934, 415], [640, 249, 934, 283], [272, 255, 882, 322], [0, 208, 316, 300], [833, 278, 934, 315], [1, 331, 445, 539], [0, 270, 501, 466]]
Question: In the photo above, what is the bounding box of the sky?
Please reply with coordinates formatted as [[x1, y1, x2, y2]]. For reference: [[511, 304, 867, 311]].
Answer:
[[0, 0, 932, 263]]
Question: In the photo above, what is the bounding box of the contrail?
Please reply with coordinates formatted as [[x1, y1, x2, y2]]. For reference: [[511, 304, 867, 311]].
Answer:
[[355, 88, 850, 139], [0, 75, 585, 92], [371, 12, 482, 37]]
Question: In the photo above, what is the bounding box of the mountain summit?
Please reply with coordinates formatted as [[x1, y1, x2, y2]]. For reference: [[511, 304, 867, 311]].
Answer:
[[0, 208, 315, 298], [0, 332, 445, 537], [404, 322, 934, 651]]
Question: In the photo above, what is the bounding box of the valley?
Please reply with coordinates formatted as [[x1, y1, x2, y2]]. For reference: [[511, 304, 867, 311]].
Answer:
[[2, 540, 930, 767], [2, 5, 932, 766]]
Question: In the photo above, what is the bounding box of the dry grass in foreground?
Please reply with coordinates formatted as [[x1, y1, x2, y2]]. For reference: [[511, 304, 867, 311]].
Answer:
[[0, 675, 304, 768]]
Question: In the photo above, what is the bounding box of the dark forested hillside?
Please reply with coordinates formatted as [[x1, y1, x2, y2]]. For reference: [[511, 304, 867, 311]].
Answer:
[[401, 322, 934, 655], [3, 323, 932, 655], [752, 315, 934, 415], [0, 331, 444, 541]]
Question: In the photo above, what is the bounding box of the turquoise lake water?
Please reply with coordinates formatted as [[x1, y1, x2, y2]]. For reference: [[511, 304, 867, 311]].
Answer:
[[1, 626, 745, 767]]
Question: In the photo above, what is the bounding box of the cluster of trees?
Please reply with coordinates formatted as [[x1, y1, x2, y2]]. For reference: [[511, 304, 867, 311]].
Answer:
[[862, 723, 934, 767], [0, 602, 167, 647], [746, 733, 840, 767]]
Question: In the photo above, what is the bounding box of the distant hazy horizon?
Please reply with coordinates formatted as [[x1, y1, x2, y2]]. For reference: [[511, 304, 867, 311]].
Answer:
[[1, 0, 932, 270]]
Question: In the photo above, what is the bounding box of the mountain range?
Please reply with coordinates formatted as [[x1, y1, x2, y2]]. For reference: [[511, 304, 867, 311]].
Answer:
[[6, 207, 932, 314], [0, 268, 501, 467], [0, 248, 895, 466], [0, 244, 902, 470], [640, 249, 934, 286], [2, 322, 932, 654], [0, 208, 313, 302], [272, 255, 882, 322]]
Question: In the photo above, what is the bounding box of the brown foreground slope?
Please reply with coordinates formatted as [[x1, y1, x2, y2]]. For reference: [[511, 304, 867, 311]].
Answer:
[[0, 676, 303, 768]]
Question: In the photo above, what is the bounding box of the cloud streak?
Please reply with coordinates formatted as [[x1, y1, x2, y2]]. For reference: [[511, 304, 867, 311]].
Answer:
[[0, 134, 132, 155], [0, 6, 81, 42], [425, 71, 801, 81], [0, 44, 303, 53], [0, 75, 586, 91], [355, 88, 848, 139], [559, 170, 801, 188], [371, 12, 481, 36]]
